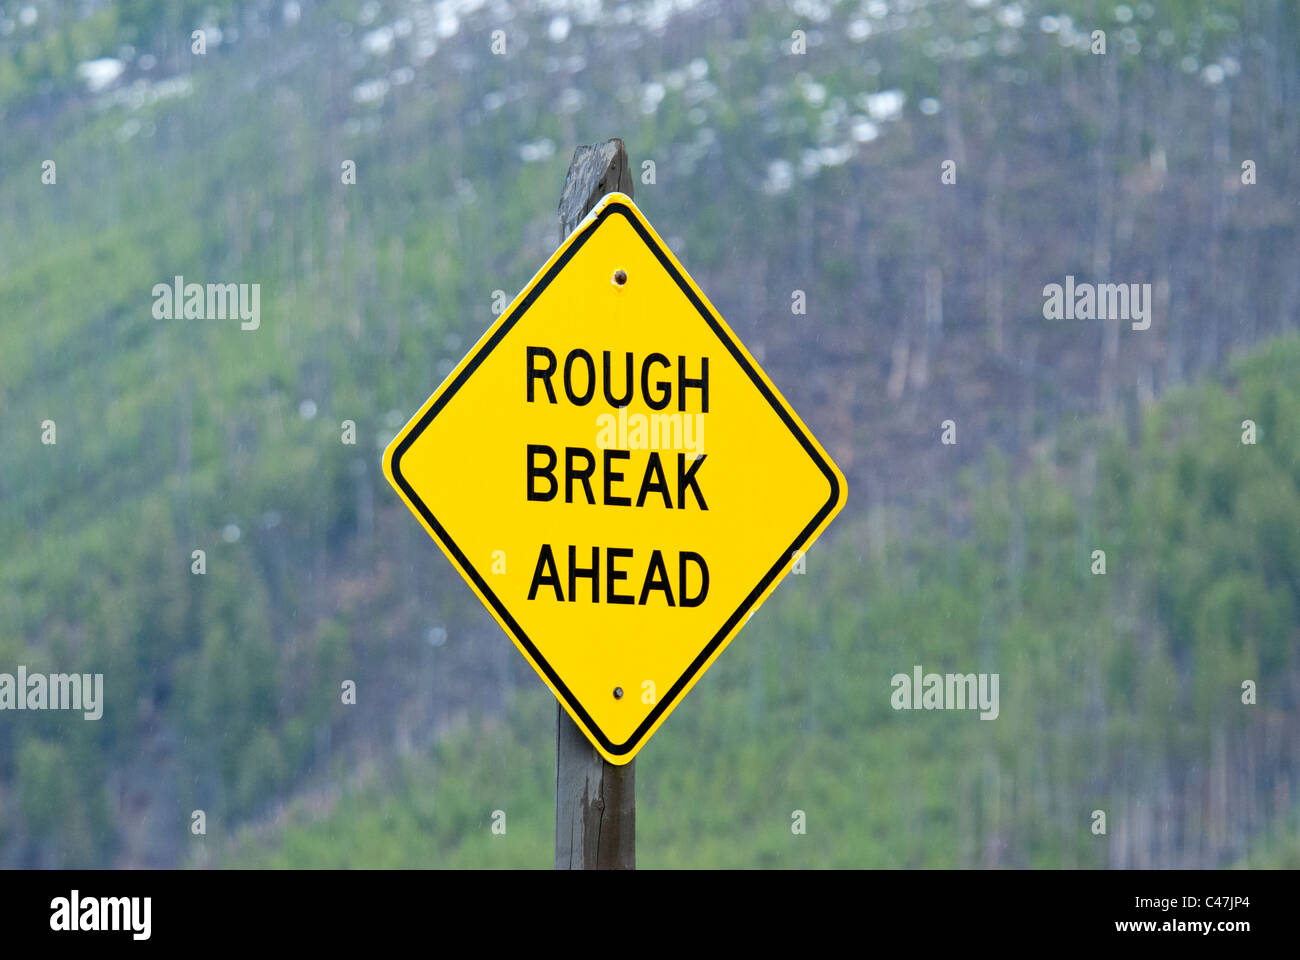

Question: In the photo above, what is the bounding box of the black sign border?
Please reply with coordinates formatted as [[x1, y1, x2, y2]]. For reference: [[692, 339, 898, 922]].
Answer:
[[389, 198, 843, 757]]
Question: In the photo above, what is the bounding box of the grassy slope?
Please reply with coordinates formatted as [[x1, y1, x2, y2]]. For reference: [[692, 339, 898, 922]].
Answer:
[[226, 335, 1300, 868]]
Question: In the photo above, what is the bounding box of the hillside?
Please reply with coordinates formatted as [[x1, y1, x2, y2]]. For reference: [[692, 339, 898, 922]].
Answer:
[[220, 335, 1300, 868], [0, 0, 1296, 867]]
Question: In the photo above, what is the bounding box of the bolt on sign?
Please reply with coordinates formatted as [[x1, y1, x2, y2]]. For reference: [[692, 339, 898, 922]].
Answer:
[[383, 193, 846, 764]]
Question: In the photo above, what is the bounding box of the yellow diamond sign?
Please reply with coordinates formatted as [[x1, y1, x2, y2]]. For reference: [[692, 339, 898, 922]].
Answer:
[[383, 193, 845, 764]]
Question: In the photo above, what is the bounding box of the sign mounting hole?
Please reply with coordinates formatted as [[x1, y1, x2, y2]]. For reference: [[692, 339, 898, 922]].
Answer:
[[613, 686, 624, 699], [612, 269, 628, 287]]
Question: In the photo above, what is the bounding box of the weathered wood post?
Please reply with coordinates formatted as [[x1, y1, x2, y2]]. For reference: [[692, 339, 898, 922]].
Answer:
[[554, 138, 636, 870]]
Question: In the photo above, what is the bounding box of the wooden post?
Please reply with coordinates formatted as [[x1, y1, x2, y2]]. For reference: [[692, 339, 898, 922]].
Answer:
[[554, 138, 636, 871]]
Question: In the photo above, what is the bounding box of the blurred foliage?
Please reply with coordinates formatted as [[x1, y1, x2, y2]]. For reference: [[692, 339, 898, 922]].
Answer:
[[0, 0, 1296, 866], [229, 335, 1300, 868]]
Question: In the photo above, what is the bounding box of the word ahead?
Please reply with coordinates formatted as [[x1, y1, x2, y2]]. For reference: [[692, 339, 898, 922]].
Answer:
[[383, 193, 845, 764], [527, 544, 708, 607]]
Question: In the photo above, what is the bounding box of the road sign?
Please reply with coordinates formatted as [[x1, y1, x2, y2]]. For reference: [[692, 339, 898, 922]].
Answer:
[[383, 192, 846, 764]]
